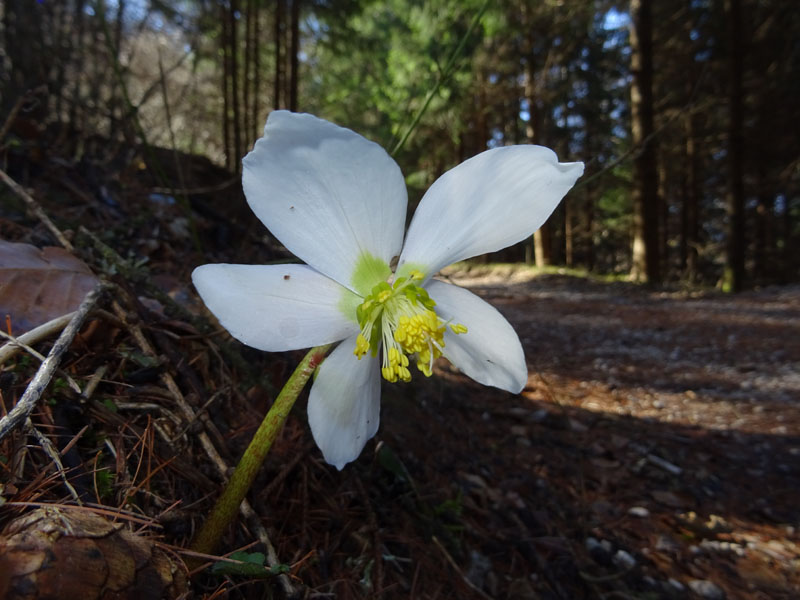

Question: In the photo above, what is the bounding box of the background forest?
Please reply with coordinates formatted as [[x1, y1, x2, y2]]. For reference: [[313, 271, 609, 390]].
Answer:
[[2, 0, 798, 288]]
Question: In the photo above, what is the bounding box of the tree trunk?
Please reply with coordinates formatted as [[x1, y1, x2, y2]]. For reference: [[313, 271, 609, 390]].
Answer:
[[289, 0, 300, 111], [722, 0, 746, 291], [658, 156, 669, 276], [584, 185, 595, 271], [69, 0, 87, 131], [229, 0, 243, 171], [782, 196, 795, 282], [629, 0, 661, 283], [2, 0, 48, 115], [565, 198, 574, 268], [754, 165, 773, 281], [681, 57, 700, 282], [244, 0, 254, 149], [524, 45, 552, 267], [252, 0, 261, 134], [220, 1, 232, 169], [274, 0, 285, 109]]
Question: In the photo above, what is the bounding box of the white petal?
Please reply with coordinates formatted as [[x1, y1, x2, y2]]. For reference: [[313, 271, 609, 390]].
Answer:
[[398, 146, 583, 277], [242, 111, 407, 293], [308, 336, 381, 469], [426, 280, 527, 393], [192, 263, 359, 352]]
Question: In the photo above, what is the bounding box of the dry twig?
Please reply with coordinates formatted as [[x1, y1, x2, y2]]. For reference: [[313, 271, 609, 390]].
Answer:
[[0, 281, 107, 442], [0, 311, 77, 365], [25, 417, 83, 504]]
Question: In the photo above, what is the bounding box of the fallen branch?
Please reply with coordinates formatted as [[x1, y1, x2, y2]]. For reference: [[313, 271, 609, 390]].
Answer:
[[0, 281, 106, 442], [0, 311, 76, 365]]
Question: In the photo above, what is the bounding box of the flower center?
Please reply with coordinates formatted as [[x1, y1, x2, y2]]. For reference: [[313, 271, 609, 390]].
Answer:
[[353, 270, 467, 382]]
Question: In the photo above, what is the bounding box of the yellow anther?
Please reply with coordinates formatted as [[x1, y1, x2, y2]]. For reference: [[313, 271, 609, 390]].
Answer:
[[354, 271, 464, 383], [354, 334, 370, 358], [416, 358, 433, 377]]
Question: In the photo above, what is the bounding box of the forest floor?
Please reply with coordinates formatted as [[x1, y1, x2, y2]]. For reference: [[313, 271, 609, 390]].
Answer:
[[0, 146, 798, 600]]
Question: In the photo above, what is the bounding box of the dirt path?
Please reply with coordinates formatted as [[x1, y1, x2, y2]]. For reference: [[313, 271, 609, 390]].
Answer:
[[372, 267, 800, 599]]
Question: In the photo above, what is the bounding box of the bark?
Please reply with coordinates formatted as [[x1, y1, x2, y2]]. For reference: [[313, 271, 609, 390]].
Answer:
[[51, 1, 68, 122], [658, 156, 669, 275], [754, 166, 773, 279], [274, 0, 285, 109], [2, 0, 48, 116], [629, 0, 661, 283], [585, 184, 595, 271], [244, 0, 253, 149], [565, 198, 574, 268], [783, 196, 795, 281], [252, 0, 262, 134], [289, 0, 300, 111], [524, 38, 552, 267], [229, 0, 243, 171], [681, 51, 701, 281], [220, 1, 232, 169], [68, 0, 88, 130], [722, 0, 746, 291]]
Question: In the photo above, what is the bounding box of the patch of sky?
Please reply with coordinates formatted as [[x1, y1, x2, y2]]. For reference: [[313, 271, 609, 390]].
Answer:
[[567, 114, 584, 128], [103, 0, 189, 37], [520, 98, 530, 122], [695, 49, 711, 62], [487, 128, 504, 149], [603, 8, 630, 30], [572, 80, 589, 99]]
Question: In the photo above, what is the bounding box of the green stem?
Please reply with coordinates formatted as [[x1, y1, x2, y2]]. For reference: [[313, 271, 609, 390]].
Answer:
[[190, 343, 332, 559]]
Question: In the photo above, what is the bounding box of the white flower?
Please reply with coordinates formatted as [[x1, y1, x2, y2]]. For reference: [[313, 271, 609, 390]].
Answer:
[[193, 111, 583, 469]]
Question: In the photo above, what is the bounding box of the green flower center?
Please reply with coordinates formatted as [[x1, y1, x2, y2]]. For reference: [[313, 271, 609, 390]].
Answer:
[[354, 270, 467, 382]]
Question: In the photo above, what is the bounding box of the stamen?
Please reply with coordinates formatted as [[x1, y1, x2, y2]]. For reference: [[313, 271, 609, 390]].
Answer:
[[450, 323, 468, 335], [354, 272, 467, 382], [354, 334, 370, 358]]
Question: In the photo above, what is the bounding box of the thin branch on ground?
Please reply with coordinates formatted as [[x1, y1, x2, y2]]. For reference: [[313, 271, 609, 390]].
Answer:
[[0, 280, 107, 442]]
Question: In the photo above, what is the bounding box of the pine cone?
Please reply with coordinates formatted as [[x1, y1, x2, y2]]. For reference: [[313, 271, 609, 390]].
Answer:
[[0, 507, 188, 599]]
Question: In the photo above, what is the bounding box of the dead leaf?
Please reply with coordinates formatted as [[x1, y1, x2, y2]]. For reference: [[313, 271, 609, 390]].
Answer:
[[0, 240, 99, 335]]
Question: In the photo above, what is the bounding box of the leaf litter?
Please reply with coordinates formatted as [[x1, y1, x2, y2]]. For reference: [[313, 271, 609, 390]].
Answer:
[[0, 143, 797, 599]]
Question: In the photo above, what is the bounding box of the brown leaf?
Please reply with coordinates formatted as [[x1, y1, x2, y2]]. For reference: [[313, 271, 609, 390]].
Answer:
[[0, 240, 99, 335]]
